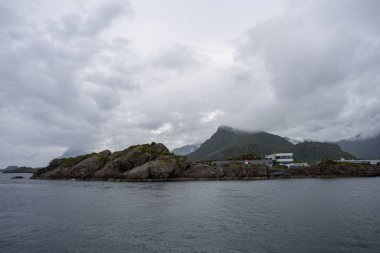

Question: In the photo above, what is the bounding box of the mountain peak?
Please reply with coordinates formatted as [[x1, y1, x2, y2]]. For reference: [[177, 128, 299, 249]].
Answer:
[[217, 125, 237, 132], [188, 127, 355, 162], [172, 144, 201, 155], [188, 127, 293, 161], [217, 125, 263, 134]]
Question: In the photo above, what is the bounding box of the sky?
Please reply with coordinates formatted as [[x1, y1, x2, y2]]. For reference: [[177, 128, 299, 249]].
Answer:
[[1, 0, 380, 168]]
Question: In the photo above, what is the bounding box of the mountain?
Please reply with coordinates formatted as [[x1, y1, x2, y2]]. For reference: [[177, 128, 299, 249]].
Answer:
[[188, 126, 294, 161], [2, 165, 36, 173], [293, 142, 355, 163], [3, 165, 18, 171], [187, 126, 355, 163], [59, 149, 88, 158], [335, 134, 380, 159], [172, 144, 200, 155]]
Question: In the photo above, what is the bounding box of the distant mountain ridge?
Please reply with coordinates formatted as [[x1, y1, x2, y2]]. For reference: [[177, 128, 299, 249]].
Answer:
[[335, 134, 380, 159], [172, 144, 200, 155], [2, 165, 36, 173], [187, 126, 355, 163], [59, 149, 88, 158]]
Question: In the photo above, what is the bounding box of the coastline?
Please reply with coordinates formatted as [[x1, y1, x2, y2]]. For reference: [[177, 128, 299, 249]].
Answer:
[[30, 174, 380, 182], [30, 143, 380, 182]]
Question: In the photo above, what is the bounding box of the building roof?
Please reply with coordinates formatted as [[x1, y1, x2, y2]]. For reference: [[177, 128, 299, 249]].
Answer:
[[267, 153, 293, 156]]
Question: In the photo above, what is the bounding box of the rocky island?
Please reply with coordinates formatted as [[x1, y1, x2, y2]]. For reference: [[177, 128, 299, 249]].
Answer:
[[2, 166, 36, 173], [31, 143, 380, 181]]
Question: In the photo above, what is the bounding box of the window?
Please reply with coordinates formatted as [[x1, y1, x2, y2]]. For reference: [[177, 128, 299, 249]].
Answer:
[[276, 155, 292, 159]]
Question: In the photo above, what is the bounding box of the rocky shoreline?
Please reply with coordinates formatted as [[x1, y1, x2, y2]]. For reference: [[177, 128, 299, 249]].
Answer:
[[31, 143, 380, 181]]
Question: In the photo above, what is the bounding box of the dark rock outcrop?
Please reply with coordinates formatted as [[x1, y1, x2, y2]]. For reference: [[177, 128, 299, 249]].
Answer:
[[181, 164, 224, 179], [222, 163, 268, 178], [123, 155, 180, 180], [11, 176, 24, 179], [124, 163, 150, 180], [67, 150, 111, 178], [32, 143, 178, 180], [93, 162, 123, 179], [268, 161, 380, 178], [34, 150, 111, 179], [305, 161, 380, 177]]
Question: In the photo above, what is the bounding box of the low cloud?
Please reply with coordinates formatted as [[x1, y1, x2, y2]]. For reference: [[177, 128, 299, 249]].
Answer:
[[201, 109, 224, 123]]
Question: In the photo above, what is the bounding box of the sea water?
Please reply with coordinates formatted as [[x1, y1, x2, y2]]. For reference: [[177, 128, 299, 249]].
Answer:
[[1, 173, 379, 252]]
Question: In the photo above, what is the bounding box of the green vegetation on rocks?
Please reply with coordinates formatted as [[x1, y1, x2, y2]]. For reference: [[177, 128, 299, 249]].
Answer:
[[32, 143, 186, 180], [48, 153, 96, 170]]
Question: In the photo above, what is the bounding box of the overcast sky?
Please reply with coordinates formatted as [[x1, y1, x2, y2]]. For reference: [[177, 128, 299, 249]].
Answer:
[[1, 0, 380, 167]]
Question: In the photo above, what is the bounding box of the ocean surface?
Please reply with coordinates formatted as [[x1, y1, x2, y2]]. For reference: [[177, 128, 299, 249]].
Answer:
[[0, 174, 379, 253]]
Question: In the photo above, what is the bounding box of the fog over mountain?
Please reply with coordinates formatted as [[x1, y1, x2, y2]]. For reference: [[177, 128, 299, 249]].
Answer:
[[172, 144, 201, 156], [1, 0, 380, 168]]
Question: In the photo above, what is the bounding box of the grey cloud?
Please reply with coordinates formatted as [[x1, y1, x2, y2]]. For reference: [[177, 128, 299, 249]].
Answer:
[[84, 71, 138, 91], [48, 1, 132, 39], [83, 1, 133, 36], [151, 45, 205, 73], [1, 0, 380, 168], [233, 0, 380, 140], [0, 5, 18, 29], [0, 1, 136, 168]]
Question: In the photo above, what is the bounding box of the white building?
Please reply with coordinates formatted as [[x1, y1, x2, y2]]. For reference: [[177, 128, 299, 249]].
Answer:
[[265, 153, 294, 166]]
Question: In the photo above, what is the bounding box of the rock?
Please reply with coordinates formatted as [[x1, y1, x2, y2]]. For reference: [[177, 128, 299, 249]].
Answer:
[[151, 143, 170, 155], [93, 162, 123, 179], [31, 143, 177, 180], [110, 143, 171, 174], [98, 150, 112, 157], [268, 166, 292, 179], [42, 167, 72, 179], [172, 160, 191, 178], [148, 160, 178, 179], [310, 161, 380, 177], [67, 151, 110, 178], [32, 152, 101, 179], [11, 176, 24, 179], [268, 171, 292, 178], [222, 163, 268, 178], [288, 167, 313, 177], [35, 150, 112, 179], [123, 159, 178, 180], [124, 164, 150, 180], [113, 149, 152, 172], [156, 155, 175, 161], [181, 164, 224, 179]]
